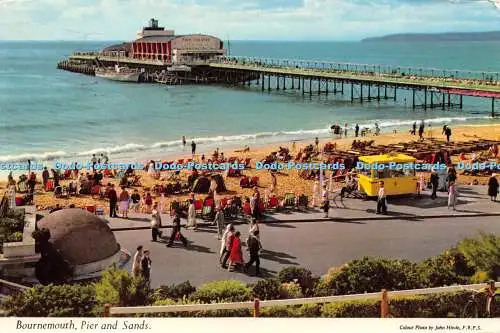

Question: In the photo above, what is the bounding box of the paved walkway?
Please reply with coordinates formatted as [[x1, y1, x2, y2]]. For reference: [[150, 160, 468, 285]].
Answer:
[[98, 185, 500, 231], [115, 215, 500, 288]]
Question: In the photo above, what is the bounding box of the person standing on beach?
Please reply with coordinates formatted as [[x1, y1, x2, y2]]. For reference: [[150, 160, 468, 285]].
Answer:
[[191, 141, 196, 156], [315, 137, 319, 152], [182, 136, 186, 147], [411, 122, 416, 135], [444, 126, 452, 142], [130, 189, 141, 212], [270, 172, 277, 194], [344, 123, 348, 137], [42, 167, 49, 191], [376, 181, 387, 214], [108, 184, 118, 218], [131, 245, 143, 277], [355, 124, 359, 137], [91, 154, 98, 172], [119, 187, 130, 218], [488, 174, 499, 202], [418, 122, 425, 140]]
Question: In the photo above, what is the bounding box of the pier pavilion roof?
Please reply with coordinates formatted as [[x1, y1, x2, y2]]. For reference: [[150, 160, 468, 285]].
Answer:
[[103, 42, 132, 52]]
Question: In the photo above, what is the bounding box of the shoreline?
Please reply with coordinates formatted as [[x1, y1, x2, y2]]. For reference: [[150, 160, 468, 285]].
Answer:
[[1, 115, 498, 166]]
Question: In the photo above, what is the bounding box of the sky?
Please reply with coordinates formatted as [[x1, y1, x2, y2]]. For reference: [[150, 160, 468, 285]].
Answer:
[[0, 0, 499, 41]]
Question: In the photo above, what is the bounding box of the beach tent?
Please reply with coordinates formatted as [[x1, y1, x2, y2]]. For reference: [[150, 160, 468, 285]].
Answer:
[[191, 177, 211, 193], [211, 174, 227, 193]]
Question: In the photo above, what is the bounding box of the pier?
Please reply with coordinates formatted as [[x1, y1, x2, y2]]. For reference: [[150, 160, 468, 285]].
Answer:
[[60, 54, 499, 116]]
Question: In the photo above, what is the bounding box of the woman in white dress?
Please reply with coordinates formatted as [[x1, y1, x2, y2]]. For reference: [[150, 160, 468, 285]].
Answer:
[[187, 199, 197, 230], [7, 178, 16, 208]]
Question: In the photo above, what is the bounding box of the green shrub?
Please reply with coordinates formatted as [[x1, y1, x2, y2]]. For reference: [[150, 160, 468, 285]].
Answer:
[[2, 284, 96, 317], [418, 249, 472, 287], [469, 271, 491, 284], [151, 281, 196, 302], [252, 279, 281, 300], [6, 231, 23, 242], [279, 282, 303, 299], [152, 298, 251, 317], [190, 280, 251, 303], [261, 304, 321, 317], [93, 265, 149, 314], [327, 257, 422, 295], [278, 266, 315, 295], [457, 232, 500, 279], [321, 299, 380, 317], [311, 278, 332, 297], [389, 291, 476, 318]]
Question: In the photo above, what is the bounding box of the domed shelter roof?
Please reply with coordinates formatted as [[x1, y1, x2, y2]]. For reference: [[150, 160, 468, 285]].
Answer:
[[37, 209, 120, 266]]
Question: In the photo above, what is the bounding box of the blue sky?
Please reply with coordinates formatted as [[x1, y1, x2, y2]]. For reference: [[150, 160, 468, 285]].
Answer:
[[0, 0, 499, 40]]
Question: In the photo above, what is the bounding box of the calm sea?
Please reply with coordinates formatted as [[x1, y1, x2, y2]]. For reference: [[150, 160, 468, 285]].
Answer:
[[0, 40, 499, 164]]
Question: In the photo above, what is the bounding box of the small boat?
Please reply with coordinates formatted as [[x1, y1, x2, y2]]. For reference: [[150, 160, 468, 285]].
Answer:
[[95, 64, 140, 82]]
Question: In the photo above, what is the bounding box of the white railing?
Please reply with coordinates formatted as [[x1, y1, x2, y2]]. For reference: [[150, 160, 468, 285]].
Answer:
[[106, 282, 499, 316]]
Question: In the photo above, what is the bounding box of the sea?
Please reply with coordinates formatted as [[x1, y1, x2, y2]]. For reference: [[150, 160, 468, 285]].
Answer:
[[0, 40, 499, 167]]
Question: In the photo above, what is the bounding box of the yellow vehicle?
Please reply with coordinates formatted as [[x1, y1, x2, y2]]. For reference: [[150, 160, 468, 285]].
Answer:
[[356, 153, 418, 197]]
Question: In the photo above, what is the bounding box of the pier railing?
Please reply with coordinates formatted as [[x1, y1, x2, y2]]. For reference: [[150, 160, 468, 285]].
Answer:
[[104, 282, 499, 317], [213, 56, 500, 82]]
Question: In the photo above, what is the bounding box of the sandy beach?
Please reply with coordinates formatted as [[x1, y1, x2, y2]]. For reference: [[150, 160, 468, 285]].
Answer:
[[1, 124, 499, 213]]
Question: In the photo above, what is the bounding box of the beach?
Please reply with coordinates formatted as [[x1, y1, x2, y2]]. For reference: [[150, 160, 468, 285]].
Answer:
[[1, 124, 498, 213]]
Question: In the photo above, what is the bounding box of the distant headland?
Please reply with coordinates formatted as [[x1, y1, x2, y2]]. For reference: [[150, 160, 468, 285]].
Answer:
[[362, 31, 500, 42]]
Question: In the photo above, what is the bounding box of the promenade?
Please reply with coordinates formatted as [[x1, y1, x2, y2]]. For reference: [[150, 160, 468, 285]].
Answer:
[[100, 185, 500, 288]]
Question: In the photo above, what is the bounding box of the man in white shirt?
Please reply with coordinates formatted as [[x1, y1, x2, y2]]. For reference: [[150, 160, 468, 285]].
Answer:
[[376, 181, 387, 214]]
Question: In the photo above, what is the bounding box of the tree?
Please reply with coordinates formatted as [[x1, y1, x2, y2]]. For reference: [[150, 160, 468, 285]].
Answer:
[[457, 232, 500, 279]]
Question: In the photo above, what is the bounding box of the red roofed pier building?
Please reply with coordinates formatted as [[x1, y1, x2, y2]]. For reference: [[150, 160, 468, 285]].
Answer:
[[103, 18, 225, 65]]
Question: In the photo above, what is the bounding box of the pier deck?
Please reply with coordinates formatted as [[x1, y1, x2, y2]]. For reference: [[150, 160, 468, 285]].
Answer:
[[208, 62, 500, 96]]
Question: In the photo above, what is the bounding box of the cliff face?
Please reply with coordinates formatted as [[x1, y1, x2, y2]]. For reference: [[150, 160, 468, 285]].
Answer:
[[362, 31, 500, 42]]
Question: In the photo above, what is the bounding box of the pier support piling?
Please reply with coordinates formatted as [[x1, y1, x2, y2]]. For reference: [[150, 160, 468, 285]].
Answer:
[[493, 98, 496, 117]]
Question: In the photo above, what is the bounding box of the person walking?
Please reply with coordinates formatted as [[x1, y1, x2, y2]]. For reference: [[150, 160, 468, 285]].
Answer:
[[244, 230, 262, 276], [107, 184, 118, 218], [187, 199, 197, 230], [131, 245, 143, 277], [214, 206, 225, 239], [220, 224, 234, 268], [418, 122, 424, 140], [488, 174, 499, 202], [344, 123, 348, 137], [448, 181, 458, 210], [228, 231, 243, 272], [376, 181, 387, 214], [182, 136, 186, 147], [191, 141, 196, 156], [430, 170, 439, 200], [249, 218, 259, 236], [354, 124, 359, 137], [119, 187, 130, 218], [166, 211, 188, 247], [444, 126, 452, 142], [140, 249, 152, 283], [314, 137, 319, 152], [150, 204, 163, 242], [411, 122, 416, 135]]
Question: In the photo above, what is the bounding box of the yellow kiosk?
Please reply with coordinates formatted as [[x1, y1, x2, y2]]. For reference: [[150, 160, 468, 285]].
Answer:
[[357, 153, 418, 197]]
